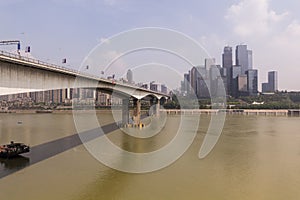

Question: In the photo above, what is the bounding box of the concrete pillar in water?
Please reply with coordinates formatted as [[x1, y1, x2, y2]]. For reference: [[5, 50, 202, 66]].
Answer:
[[67, 88, 71, 99], [156, 99, 160, 117], [122, 98, 129, 125], [135, 99, 141, 125], [93, 89, 97, 99], [150, 98, 154, 115]]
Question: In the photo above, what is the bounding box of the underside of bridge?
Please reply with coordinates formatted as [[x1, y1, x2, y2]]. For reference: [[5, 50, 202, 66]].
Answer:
[[121, 96, 164, 126]]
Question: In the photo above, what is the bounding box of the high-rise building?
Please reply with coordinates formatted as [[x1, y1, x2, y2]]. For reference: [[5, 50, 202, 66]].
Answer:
[[237, 75, 248, 96], [195, 66, 210, 98], [246, 69, 258, 96], [222, 46, 233, 95], [205, 58, 216, 71], [138, 83, 148, 89], [209, 65, 222, 97], [150, 81, 167, 93], [180, 43, 265, 98], [231, 65, 242, 97], [97, 93, 110, 106], [182, 72, 190, 95], [127, 69, 133, 84], [161, 84, 168, 94], [262, 83, 270, 93], [210, 65, 221, 81], [268, 71, 278, 92], [262, 71, 278, 93], [51, 89, 63, 103], [247, 50, 253, 70], [190, 67, 198, 94], [236, 45, 252, 75], [231, 65, 242, 79]]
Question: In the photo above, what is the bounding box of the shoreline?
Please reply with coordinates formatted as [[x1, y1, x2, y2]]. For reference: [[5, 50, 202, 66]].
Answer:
[[0, 108, 299, 116], [163, 109, 300, 116]]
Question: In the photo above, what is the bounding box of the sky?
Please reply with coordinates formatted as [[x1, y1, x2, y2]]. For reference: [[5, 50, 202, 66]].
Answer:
[[0, 0, 300, 90]]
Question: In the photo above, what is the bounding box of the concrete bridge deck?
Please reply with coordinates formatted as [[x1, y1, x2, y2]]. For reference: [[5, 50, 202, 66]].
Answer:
[[0, 50, 169, 125]]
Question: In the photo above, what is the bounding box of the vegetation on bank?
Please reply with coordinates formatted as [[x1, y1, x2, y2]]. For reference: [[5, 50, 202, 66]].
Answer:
[[163, 91, 300, 109]]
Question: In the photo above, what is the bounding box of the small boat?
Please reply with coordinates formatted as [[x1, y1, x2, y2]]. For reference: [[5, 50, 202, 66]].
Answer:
[[0, 141, 30, 158], [36, 110, 53, 113]]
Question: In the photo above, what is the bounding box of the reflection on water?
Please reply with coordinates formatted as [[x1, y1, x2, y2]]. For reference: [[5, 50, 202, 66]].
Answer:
[[0, 156, 30, 170]]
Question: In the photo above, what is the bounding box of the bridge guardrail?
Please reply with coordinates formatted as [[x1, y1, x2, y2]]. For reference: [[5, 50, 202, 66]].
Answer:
[[0, 50, 100, 80], [0, 50, 168, 97]]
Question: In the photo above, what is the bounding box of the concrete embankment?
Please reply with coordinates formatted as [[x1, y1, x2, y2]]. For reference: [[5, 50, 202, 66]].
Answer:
[[163, 109, 291, 116]]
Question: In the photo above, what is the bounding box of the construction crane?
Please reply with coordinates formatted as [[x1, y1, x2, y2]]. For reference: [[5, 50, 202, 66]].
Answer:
[[0, 40, 21, 54]]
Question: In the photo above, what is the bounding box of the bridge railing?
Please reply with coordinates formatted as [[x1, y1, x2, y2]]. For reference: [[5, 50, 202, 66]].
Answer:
[[0, 50, 100, 80], [0, 50, 168, 97]]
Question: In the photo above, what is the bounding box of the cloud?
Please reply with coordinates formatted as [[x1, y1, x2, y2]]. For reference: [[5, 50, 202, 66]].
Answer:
[[223, 0, 300, 90], [225, 0, 289, 37], [285, 20, 300, 36]]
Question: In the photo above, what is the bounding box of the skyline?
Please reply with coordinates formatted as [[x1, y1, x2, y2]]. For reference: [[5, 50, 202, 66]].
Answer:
[[1, 0, 300, 90]]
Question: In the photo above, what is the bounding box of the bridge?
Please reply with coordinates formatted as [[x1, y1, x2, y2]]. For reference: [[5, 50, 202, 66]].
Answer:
[[0, 50, 169, 125]]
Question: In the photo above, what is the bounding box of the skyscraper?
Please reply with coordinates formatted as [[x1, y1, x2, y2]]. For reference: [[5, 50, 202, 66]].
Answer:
[[236, 45, 252, 75], [195, 66, 209, 98], [247, 50, 253, 70], [262, 71, 278, 93], [205, 58, 216, 71], [268, 71, 278, 92], [127, 69, 133, 84], [246, 69, 258, 96], [231, 65, 242, 97], [262, 83, 269, 93], [190, 67, 198, 94], [209, 65, 221, 97], [237, 75, 248, 96], [182, 72, 190, 95], [222, 46, 233, 95]]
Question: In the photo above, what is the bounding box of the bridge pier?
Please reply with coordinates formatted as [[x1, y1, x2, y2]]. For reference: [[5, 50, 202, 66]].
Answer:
[[149, 98, 160, 116], [93, 89, 97, 99], [122, 98, 130, 125], [156, 99, 160, 117], [133, 99, 141, 125], [67, 88, 71, 99]]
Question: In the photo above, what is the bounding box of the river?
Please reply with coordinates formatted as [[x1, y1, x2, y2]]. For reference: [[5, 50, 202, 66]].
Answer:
[[0, 112, 300, 200]]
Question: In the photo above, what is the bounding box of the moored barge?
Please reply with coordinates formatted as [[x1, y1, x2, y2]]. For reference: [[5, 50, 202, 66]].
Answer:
[[0, 141, 30, 158]]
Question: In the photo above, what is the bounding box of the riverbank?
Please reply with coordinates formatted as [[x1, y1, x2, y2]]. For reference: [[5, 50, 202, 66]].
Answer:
[[163, 109, 300, 116], [1, 108, 300, 116], [0, 109, 148, 114]]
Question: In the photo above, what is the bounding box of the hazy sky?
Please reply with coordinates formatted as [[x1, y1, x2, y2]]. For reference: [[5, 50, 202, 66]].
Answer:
[[1, 0, 300, 90]]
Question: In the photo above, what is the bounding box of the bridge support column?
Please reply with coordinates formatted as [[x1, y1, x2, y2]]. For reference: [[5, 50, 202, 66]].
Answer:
[[137, 99, 141, 124], [156, 99, 160, 117], [149, 98, 154, 115], [122, 98, 130, 125], [133, 99, 141, 125], [67, 88, 71, 99], [93, 90, 97, 99]]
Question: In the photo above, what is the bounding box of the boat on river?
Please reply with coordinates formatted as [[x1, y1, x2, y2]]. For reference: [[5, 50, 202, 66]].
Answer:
[[0, 141, 30, 158], [36, 110, 53, 113]]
